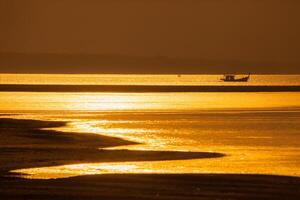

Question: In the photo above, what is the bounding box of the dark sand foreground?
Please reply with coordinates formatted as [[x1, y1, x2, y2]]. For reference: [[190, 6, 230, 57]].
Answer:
[[1, 84, 300, 92], [0, 118, 300, 199], [1, 174, 300, 200]]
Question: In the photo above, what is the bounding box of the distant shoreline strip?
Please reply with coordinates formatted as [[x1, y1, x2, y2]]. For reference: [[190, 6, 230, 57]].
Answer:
[[1, 84, 300, 92]]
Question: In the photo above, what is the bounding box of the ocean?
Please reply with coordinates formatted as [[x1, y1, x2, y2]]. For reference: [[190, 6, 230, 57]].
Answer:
[[1, 74, 300, 179]]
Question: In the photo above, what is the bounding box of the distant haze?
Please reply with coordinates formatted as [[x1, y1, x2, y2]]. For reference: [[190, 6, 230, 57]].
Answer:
[[0, 0, 300, 74]]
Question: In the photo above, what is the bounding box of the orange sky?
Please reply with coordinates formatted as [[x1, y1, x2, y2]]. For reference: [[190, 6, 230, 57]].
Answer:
[[0, 0, 300, 73]]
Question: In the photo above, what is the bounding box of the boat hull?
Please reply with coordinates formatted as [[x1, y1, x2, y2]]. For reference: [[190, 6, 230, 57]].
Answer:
[[221, 76, 250, 82]]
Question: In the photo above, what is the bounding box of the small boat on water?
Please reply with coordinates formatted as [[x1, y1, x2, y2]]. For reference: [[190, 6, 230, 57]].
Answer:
[[221, 74, 250, 82]]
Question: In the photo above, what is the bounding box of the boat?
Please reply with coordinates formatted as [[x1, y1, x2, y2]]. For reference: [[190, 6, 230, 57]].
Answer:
[[221, 74, 250, 82]]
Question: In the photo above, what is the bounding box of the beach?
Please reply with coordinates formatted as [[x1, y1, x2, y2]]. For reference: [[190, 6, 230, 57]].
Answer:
[[2, 0, 300, 196], [2, 174, 300, 200], [1, 117, 300, 199], [1, 74, 300, 199]]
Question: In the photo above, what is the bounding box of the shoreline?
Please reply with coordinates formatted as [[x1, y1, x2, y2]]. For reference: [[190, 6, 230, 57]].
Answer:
[[1, 174, 300, 199], [1, 117, 300, 199], [1, 84, 300, 92], [0, 118, 223, 173]]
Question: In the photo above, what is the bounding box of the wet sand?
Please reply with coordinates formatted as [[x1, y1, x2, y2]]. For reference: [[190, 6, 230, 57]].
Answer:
[[1, 84, 300, 92], [0, 118, 300, 199], [0, 118, 222, 172], [1, 174, 300, 200]]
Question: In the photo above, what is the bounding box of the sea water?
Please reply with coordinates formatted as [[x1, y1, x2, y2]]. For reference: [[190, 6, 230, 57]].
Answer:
[[1, 74, 300, 179]]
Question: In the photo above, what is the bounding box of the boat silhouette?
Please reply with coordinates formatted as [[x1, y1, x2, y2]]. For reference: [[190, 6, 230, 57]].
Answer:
[[221, 74, 250, 82]]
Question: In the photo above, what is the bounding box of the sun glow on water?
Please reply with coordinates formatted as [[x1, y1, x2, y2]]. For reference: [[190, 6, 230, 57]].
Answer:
[[9, 107, 300, 179], [1, 92, 300, 112], [2, 74, 300, 180], [13, 163, 140, 179]]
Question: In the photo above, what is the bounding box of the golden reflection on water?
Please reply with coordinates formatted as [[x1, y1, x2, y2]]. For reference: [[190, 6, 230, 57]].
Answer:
[[3, 92, 300, 179], [1, 74, 300, 86], [11, 109, 300, 179], [13, 147, 300, 180], [1, 92, 300, 112], [13, 163, 140, 179], [56, 120, 163, 147]]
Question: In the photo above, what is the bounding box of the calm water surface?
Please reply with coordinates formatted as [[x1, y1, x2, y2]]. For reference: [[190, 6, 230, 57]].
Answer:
[[1, 74, 300, 86], [1, 74, 300, 179]]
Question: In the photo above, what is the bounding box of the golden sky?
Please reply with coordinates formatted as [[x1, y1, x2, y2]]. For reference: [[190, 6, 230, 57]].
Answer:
[[0, 0, 300, 73]]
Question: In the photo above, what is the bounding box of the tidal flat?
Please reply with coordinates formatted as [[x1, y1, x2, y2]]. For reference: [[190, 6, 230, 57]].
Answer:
[[0, 118, 300, 199]]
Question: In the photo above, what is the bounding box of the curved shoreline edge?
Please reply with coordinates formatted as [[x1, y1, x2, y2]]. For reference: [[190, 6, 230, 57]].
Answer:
[[1, 84, 300, 92], [0, 118, 223, 175], [1, 118, 300, 199]]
